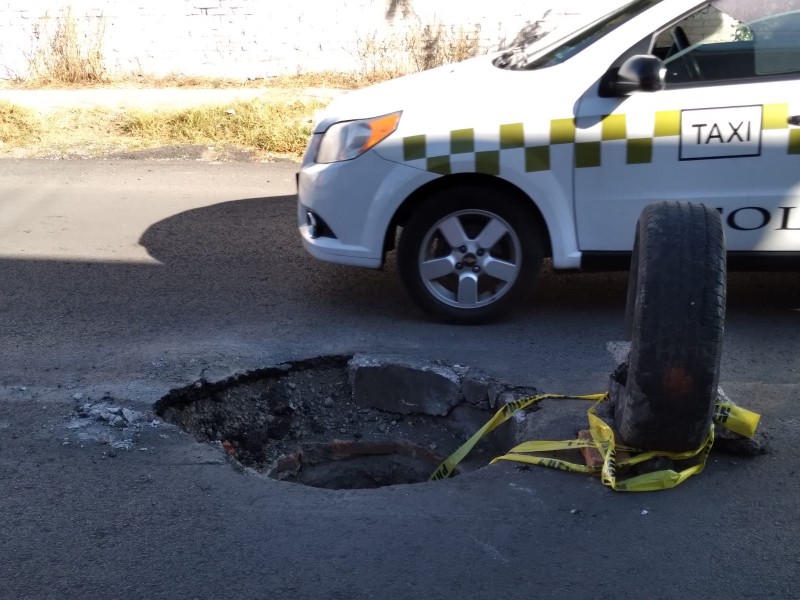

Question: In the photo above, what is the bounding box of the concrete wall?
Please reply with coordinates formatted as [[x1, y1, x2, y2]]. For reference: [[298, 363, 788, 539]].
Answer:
[[0, 0, 626, 80], [681, 5, 742, 43], [654, 6, 742, 48]]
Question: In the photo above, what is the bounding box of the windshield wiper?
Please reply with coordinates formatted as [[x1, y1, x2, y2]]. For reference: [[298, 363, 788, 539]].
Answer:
[[493, 14, 551, 70], [494, 46, 528, 69]]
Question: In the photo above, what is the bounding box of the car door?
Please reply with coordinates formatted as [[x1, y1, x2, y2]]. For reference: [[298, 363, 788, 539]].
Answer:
[[573, 4, 800, 253]]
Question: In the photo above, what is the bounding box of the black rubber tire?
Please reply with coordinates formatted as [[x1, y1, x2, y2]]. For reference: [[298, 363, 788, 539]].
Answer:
[[397, 184, 543, 324], [622, 222, 640, 341], [616, 201, 726, 452]]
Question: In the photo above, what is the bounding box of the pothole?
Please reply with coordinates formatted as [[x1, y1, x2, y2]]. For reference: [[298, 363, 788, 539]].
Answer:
[[155, 354, 537, 489]]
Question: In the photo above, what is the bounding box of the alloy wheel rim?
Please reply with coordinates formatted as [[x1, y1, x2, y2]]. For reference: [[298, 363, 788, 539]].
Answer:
[[417, 209, 522, 310]]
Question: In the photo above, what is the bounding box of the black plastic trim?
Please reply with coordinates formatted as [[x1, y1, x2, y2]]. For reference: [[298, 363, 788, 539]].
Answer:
[[580, 252, 632, 271], [726, 251, 800, 271], [580, 251, 800, 272], [300, 205, 338, 239]]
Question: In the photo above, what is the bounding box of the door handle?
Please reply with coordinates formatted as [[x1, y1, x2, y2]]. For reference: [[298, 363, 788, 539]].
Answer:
[[789, 115, 800, 126]]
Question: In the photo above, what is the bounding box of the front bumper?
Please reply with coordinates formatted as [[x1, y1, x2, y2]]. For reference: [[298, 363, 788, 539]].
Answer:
[[297, 149, 438, 269]]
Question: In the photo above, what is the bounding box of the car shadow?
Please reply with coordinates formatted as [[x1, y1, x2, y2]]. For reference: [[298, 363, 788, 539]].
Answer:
[[137, 195, 634, 324], [138, 194, 799, 317], [137, 195, 414, 320], [3, 194, 796, 365]]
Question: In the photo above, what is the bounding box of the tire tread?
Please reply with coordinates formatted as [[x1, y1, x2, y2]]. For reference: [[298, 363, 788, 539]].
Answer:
[[617, 201, 726, 451]]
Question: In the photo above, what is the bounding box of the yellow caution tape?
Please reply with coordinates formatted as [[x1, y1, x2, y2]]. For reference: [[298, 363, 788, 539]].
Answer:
[[429, 392, 761, 492], [428, 393, 606, 481]]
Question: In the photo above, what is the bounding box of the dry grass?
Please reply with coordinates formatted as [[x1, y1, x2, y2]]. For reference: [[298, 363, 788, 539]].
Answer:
[[355, 34, 413, 83], [4, 71, 367, 91], [3, 72, 363, 92], [1, 103, 161, 157], [0, 101, 40, 145], [118, 98, 326, 156], [406, 23, 482, 71], [135, 74, 267, 89], [267, 72, 366, 90], [0, 97, 327, 159], [355, 22, 482, 83], [26, 6, 106, 86], [128, 72, 365, 90], [44, 107, 148, 156]]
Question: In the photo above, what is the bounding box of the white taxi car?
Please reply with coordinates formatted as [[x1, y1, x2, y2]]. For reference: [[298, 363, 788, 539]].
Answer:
[[298, 0, 800, 323]]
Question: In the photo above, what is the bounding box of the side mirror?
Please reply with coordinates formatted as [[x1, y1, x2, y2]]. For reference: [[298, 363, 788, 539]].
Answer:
[[603, 55, 666, 96]]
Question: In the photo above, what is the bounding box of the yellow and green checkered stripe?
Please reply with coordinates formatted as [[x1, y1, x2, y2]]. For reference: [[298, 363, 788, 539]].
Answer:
[[402, 104, 798, 174], [764, 103, 800, 154], [402, 126, 526, 176]]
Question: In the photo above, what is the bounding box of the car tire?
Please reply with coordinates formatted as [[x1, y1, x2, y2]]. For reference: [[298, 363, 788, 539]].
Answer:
[[397, 185, 543, 324], [616, 201, 726, 452], [622, 224, 640, 341]]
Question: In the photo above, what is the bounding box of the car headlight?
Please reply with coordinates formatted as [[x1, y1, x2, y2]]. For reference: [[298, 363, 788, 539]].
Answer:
[[316, 111, 402, 164]]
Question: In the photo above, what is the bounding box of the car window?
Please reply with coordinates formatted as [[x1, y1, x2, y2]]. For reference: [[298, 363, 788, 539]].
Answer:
[[650, 4, 800, 85], [748, 11, 800, 75], [494, 0, 662, 71]]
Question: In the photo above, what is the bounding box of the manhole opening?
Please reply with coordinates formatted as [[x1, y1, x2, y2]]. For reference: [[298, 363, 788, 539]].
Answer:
[[269, 440, 445, 490], [155, 354, 535, 490]]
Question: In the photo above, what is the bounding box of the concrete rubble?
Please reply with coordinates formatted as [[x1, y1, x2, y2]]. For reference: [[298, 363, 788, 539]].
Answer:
[[65, 397, 160, 450], [347, 353, 540, 450]]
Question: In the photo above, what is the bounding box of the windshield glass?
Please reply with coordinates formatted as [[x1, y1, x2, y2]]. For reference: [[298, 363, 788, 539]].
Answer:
[[713, 0, 800, 22], [494, 0, 663, 70]]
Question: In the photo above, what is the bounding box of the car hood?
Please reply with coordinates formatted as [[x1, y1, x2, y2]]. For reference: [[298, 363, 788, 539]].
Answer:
[[313, 55, 509, 133], [311, 52, 593, 148]]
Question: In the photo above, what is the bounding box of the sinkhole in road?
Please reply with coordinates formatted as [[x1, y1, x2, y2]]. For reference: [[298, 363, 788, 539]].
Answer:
[[155, 354, 532, 490]]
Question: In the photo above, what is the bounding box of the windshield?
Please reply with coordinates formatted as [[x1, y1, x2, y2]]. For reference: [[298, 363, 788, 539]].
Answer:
[[494, 0, 663, 70], [713, 0, 800, 22]]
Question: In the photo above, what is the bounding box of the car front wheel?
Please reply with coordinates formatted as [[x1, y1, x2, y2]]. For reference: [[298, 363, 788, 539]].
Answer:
[[397, 185, 543, 324]]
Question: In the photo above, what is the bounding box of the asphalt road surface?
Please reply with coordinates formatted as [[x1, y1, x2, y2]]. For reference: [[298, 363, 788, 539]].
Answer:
[[1, 158, 798, 599]]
